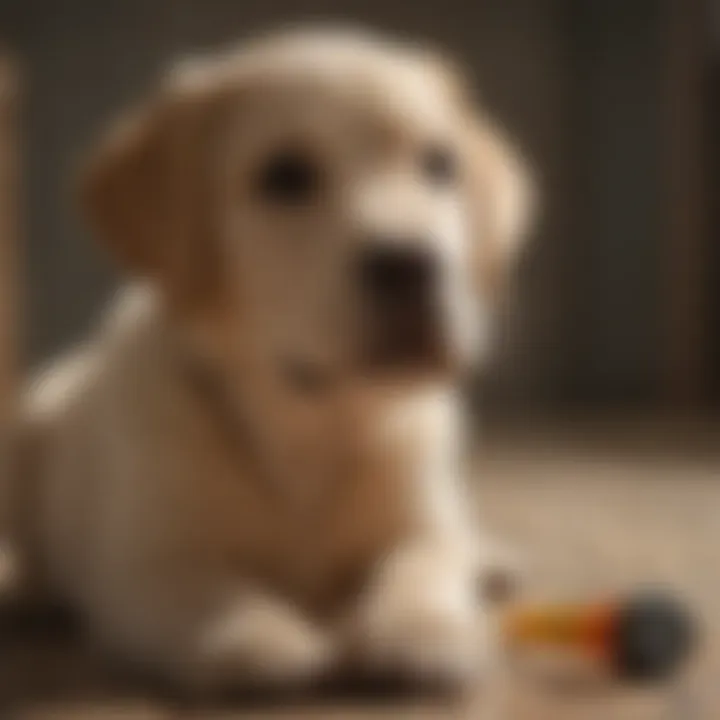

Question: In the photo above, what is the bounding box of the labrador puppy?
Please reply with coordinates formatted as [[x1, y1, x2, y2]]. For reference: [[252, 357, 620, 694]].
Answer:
[[5, 27, 533, 694]]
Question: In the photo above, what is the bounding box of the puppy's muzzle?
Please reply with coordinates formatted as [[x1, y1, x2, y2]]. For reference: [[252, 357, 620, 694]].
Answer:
[[357, 239, 445, 369]]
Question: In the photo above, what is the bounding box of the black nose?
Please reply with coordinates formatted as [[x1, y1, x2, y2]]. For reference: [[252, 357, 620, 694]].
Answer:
[[357, 242, 436, 306]]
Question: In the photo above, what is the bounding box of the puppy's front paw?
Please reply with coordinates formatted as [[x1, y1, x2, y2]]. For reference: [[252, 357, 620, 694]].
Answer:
[[198, 594, 335, 690], [351, 547, 490, 689]]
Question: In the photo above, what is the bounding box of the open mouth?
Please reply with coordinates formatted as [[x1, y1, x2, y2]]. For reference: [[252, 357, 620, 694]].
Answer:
[[280, 336, 449, 395], [279, 308, 451, 396], [360, 299, 450, 375], [363, 329, 447, 372]]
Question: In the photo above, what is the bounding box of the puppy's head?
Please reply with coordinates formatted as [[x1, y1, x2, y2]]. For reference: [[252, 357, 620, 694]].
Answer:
[[82, 28, 534, 390]]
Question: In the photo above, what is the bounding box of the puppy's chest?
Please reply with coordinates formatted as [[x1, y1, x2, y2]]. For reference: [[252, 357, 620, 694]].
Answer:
[[211, 418, 413, 615], [196, 385, 458, 615]]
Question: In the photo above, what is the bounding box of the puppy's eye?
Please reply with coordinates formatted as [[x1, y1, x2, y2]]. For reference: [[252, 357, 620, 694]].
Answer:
[[421, 145, 457, 186], [255, 149, 321, 205]]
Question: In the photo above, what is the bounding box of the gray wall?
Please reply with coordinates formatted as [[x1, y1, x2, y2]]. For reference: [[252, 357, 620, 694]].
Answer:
[[565, 1, 666, 405]]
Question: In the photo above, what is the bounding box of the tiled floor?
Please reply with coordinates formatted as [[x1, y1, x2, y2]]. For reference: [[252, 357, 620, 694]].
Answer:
[[2, 420, 718, 719]]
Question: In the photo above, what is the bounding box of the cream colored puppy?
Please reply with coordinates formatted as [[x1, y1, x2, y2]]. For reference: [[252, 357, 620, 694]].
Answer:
[[7, 28, 533, 693]]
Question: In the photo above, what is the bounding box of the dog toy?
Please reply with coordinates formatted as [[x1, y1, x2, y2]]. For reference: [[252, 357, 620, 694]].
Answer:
[[502, 591, 696, 682]]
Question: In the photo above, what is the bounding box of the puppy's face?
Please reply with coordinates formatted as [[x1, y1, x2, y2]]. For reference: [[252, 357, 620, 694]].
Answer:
[[83, 30, 533, 389]]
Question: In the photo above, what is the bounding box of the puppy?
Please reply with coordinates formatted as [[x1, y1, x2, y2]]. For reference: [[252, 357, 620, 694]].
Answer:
[[5, 27, 533, 694]]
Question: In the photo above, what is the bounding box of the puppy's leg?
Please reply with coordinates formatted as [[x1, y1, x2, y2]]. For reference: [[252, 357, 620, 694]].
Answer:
[[94, 576, 335, 694], [348, 537, 491, 688], [194, 591, 335, 691]]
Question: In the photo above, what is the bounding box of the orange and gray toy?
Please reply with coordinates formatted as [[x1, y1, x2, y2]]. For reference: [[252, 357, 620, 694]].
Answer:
[[503, 591, 697, 682]]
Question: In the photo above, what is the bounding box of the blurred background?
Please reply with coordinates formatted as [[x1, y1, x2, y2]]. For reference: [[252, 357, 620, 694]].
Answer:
[[0, 0, 717, 419]]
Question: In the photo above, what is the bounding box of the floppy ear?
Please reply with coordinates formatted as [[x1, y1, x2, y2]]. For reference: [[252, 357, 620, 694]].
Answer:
[[465, 114, 536, 299], [80, 84, 229, 305], [413, 51, 535, 286]]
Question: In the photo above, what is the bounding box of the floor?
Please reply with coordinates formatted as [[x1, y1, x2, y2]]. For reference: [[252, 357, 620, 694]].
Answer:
[[1, 419, 718, 719]]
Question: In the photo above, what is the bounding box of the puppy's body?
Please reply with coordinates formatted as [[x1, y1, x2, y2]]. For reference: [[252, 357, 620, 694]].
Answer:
[[7, 28, 533, 692], [19, 285, 478, 687]]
